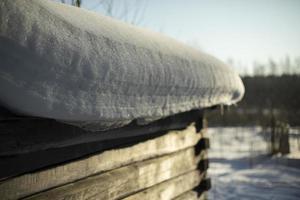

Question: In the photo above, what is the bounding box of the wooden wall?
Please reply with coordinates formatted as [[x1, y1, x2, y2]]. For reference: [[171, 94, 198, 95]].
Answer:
[[0, 122, 210, 200]]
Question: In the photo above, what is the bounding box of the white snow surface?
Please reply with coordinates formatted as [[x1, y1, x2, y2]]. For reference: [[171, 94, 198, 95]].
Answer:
[[208, 127, 300, 200], [0, 0, 244, 130]]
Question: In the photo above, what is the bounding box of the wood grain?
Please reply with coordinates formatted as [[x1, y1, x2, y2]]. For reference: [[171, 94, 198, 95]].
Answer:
[[173, 191, 206, 200], [123, 171, 204, 200], [0, 124, 202, 199], [25, 148, 204, 200]]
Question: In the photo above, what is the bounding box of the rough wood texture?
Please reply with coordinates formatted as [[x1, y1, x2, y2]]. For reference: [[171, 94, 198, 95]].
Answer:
[[0, 110, 204, 179], [25, 148, 205, 200], [123, 171, 204, 200], [0, 124, 202, 200], [173, 191, 206, 200]]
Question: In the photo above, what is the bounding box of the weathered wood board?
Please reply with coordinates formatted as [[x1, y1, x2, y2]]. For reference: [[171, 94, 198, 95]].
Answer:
[[123, 170, 204, 200], [25, 148, 206, 200], [0, 124, 202, 199], [173, 191, 206, 200]]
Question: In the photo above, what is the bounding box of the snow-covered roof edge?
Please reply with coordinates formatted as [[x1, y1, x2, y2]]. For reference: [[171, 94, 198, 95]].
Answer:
[[0, 0, 244, 130]]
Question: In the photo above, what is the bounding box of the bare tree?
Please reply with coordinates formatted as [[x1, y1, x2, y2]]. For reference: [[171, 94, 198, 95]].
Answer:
[[60, 0, 81, 7], [283, 56, 291, 75], [295, 57, 300, 75], [268, 58, 277, 76], [74, 0, 81, 7], [253, 62, 266, 76], [60, 0, 147, 25]]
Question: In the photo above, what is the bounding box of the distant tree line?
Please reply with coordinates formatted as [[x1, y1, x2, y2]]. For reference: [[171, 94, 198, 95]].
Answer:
[[207, 56, 300, 127], [252, 56, 300, 76], [227, 56, 300, 77], [240, 75, 300, 111], [206, 74, 300, 127]]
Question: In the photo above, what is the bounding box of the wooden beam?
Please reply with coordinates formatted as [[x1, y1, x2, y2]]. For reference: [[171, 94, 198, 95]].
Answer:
[[123, 171, 204, 200], [0, 124, 203, 199], [24, 148, 205, 200], [0, 109, 203, 156]]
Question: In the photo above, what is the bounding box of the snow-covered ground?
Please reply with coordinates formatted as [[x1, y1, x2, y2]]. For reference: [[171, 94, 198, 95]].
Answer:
[[207, 127, 300, 200]]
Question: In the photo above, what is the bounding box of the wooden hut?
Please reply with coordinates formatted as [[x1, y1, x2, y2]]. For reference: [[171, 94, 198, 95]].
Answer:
[[0, 0, 244, 199]]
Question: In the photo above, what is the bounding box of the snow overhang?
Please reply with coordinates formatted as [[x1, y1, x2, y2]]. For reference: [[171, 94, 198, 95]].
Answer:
[[0, 0, 244, 131]]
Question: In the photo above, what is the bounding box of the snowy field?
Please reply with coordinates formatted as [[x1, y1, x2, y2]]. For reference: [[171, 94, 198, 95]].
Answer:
[[207, 127, 300, 200]]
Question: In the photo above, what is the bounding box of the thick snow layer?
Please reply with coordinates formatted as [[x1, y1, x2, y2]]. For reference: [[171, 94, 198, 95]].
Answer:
[[207, 127, 300, 200], [0, 0, 244, 130]]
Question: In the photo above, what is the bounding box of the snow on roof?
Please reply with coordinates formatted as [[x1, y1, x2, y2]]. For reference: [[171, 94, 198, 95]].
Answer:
[[0, 0, 244, 130]]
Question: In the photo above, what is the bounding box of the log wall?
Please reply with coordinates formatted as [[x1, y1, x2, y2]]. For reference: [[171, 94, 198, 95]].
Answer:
[[0, 121, 210, 200]]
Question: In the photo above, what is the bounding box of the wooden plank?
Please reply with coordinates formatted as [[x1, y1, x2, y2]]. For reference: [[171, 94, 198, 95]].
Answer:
[[173, 191, 198, 200], [173, 191, 206, 200], [0, 124, 203, 200], [0, 127, 198, 180], [123, 171, 204, 200], [25, 148, 205, 200]]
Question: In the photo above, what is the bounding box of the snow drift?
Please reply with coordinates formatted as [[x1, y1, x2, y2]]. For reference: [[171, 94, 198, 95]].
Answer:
[[0, 0, 244, 130]]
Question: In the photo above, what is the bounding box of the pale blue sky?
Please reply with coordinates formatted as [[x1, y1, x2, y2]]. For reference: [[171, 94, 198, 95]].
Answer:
[[82, 0, 300, 74]]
